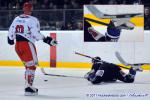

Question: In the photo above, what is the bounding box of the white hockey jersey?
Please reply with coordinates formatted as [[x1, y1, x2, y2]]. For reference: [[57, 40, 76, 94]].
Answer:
[[8, 14, 45, 43]]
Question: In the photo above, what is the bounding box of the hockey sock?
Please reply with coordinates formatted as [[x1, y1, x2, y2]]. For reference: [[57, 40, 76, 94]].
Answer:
[[25, 66, 36, 86], [88, 27, 104, 40]]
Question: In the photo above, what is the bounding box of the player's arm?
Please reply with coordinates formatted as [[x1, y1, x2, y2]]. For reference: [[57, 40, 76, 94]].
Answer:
[[31, 18, 57, 46], [7, 20, 16, 45]]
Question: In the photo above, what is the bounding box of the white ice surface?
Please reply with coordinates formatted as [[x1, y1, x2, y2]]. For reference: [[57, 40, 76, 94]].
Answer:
[[0, 67, 150, 100]]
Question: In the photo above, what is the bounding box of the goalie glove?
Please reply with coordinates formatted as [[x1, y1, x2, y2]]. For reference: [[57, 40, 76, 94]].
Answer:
[[43, 36, 57, 46], [7, 37, 14, 45]]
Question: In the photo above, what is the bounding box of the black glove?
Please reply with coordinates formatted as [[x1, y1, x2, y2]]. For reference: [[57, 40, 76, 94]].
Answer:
[[7, 37, 14, 45], [43, 36, 57, 46]]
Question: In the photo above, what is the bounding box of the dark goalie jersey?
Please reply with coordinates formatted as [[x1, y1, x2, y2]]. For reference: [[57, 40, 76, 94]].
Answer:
[[89, 62, 122, 84], [87, 60, 135, 84]]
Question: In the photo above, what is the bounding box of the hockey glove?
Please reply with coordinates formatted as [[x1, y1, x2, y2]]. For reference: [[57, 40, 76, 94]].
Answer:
[[43, 36, 57, 46], [7, 37, 14, 45]]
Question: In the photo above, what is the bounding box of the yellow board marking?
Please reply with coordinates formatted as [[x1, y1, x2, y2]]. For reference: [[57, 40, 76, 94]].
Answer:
[[57, 62, 91, 69], [0, 61, 150, 70], [0, 61, 91, 69]]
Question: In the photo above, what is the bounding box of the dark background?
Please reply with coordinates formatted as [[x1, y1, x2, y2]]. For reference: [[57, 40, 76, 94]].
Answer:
[[0, 0, 149, 30]]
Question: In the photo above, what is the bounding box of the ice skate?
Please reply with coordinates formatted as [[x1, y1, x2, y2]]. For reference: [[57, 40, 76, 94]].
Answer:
[[24, 86, 38, 96], [132, 65, 143, 72]]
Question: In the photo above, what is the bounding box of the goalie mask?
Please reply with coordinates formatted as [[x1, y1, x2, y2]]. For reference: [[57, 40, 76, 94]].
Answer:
[[92, 57, 102, 64]]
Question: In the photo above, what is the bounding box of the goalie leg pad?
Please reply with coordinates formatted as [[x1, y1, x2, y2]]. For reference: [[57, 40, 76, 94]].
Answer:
[[129, 68, 136, 77], [124, 74, 134, 83]]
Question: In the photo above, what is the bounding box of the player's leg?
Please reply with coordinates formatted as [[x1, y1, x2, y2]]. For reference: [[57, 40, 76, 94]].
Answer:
[[88, 27, 105, 41], [84, 19, 105, 41], [117, 67, 136, 83], [105, 21, 121, 42], [123, 65, 144, 83], [15, 41, 38, 96]]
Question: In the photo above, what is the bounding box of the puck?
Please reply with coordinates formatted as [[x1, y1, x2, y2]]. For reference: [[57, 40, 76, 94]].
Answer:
[[44, 80, 48, 82]]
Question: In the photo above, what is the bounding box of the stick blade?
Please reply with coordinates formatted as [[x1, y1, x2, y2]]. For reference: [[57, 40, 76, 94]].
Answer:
[[115, 51, 129, 66], [41, 68, 83, 78]]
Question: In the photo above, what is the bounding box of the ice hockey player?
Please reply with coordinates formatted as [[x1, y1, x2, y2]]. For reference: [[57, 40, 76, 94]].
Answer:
[[84, 19, 133, 42], [7, 2, 57, 96], [84, 57, 142, 84]]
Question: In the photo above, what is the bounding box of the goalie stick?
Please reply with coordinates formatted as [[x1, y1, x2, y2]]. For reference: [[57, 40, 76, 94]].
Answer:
[[75, 52, 130, 69], [86, 5, 143, 19], [41, 68, 83, 78], [75, 52, 94, 59], [115, 51, 129, 66], [115, 51, 150, 71]]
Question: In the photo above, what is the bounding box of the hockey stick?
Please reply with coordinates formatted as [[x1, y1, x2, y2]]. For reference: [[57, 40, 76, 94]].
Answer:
[[104, 13, 143, 19], [75, 52, 93, 59], [86, 5, 143, 19], [84, 17, 109, 26], [75, 52, 130, 69], [115, 51, 150, 67], [86, 5, 105, 19], [115, 51, 129, 66], [41, 68, 83, 78]]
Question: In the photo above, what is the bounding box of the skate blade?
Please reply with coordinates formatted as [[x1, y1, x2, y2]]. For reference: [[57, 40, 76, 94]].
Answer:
[[24, 92, 38, 96]]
